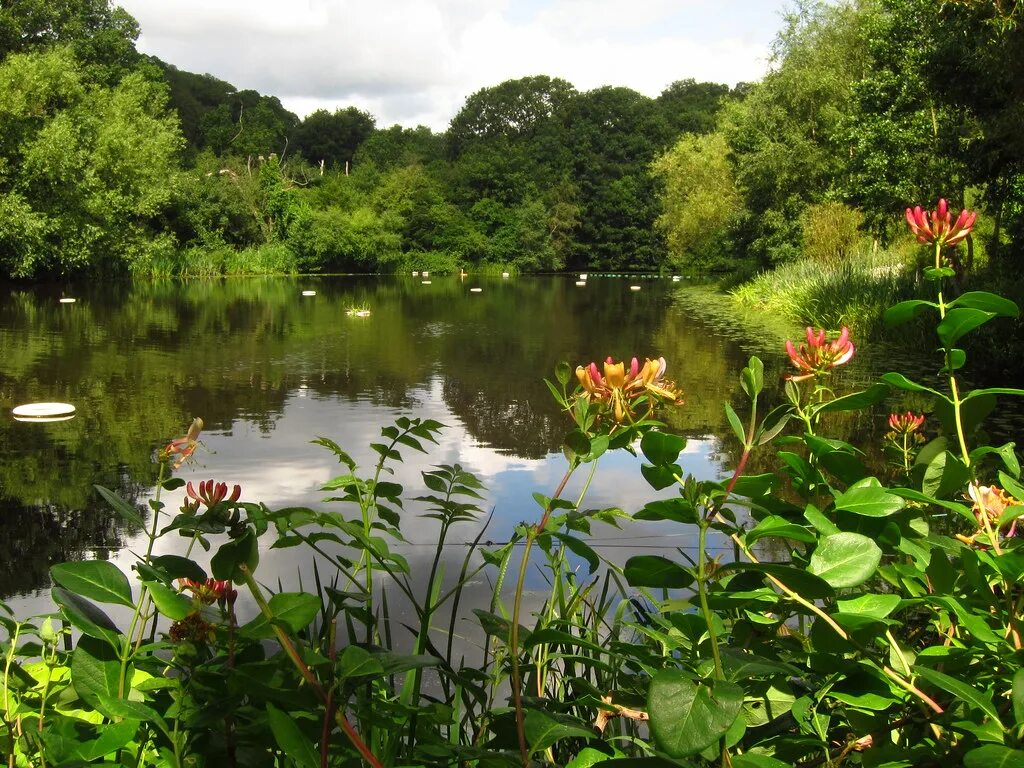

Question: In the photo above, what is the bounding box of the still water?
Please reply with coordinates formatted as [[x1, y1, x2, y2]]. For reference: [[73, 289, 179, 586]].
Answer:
[[0, 275, 1012, 619]]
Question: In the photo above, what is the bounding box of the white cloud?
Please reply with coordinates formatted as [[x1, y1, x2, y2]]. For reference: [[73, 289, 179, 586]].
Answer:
[[119, 0, 780, 131]]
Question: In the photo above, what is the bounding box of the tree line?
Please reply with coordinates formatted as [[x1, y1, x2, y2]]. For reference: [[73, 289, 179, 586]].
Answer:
[[0, 0, 1020, 279]]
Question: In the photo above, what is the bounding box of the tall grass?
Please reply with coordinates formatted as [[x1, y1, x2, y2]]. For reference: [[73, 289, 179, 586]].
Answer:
[[730, 252, 927, 337]]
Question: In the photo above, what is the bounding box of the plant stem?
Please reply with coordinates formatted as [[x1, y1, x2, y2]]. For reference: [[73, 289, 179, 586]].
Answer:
[[510, 461, 578, 767]]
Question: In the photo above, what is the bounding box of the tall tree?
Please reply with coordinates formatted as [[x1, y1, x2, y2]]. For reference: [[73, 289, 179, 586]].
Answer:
[[294, 106, 375, 170]]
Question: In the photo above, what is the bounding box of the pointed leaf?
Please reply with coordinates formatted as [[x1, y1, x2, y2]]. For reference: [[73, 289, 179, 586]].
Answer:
[[808, 532, 881, 589], [648, 670, 743, 758], [51, 561, 134, 608], [937, 308, 997, 346]]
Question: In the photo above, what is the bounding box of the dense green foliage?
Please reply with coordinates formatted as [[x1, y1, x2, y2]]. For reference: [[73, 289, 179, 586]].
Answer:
[[2, 231, 1023, 766]]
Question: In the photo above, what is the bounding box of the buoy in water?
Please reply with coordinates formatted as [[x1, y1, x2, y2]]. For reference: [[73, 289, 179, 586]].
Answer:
[[630, 285, 641, 291], [59, 298, 76, 304], [412, 271, 419, 276], [470, 287, 482, 293], [13, 402, 76, 422], [575, 281, 586, 286], [421, 280, 432, 285], [302, 290, 316, 296], [502, 272, 509, 278], [579, 274, 587, 280]]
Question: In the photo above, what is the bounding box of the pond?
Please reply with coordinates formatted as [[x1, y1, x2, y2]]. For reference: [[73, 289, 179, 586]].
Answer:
[[0, 275, 1017, 622]]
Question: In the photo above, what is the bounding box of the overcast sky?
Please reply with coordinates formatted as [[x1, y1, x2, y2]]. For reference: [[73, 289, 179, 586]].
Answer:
[[118, 0, 791, 131]]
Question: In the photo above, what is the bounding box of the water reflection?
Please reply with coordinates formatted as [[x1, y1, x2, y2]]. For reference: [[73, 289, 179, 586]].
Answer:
[[2, 275, 1016, 609]]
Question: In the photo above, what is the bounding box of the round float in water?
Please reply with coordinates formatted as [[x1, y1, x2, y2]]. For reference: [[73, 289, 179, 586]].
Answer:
[[421, 280, 432, 285], [575, 281, 586, 286], [630, 285, 641, 291], [470, 287, 483, 293], [59, 298, 76, 304], [301, 290, 316, 296], [13, 402, 77, 422]]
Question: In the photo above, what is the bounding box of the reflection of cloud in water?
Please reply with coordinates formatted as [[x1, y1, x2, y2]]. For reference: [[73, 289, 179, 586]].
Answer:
[[5, 376, 731, 620]]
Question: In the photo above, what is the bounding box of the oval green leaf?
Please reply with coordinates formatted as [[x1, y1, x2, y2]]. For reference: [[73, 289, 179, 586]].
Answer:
[[648, 670, 743, 758], [808, 532, 882, 589]]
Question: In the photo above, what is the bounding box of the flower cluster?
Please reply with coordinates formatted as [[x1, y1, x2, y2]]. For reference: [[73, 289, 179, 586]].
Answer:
[[575, 356, 684, 423], [186, 479, 241, 509], [785, 327, 855, 382], [180, 577, 237, 607], [162, 417, 204, 470], [905, 198, 976, 248], [887, 411, 925, 435]]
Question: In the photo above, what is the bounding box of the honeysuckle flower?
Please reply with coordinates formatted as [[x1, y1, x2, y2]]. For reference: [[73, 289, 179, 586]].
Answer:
[[785, 327, 855, 382], [888, 412, 925, 435], [957, 483, 1022, 545], [905, 198, 976, 248], [163, 417, 203, 469], [179, 578, 237, 606], [575, 356, 683, 423], [186, 479, 241, 509]]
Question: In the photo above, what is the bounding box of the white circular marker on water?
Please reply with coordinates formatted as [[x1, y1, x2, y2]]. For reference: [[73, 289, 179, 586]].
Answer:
[[575, 281, 586, 286], [470, 287, 483, 293], [421, 280, 432, 285], [301, 290, 316, 296], [59, 298, 76, 304], [579, 274, 587, 280], [630, 285, 641, 291], [502, 272, 509, 278], [13, 402, 77, 419]]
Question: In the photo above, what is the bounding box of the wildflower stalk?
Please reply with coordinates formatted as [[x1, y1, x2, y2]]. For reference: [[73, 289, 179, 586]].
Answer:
[[237, 565, 384, 768], [931, 240, 973, 468], [510, 459, 579, 767]]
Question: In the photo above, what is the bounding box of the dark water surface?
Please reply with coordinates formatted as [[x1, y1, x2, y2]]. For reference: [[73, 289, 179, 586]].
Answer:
[[0, 275, 1018, 620]]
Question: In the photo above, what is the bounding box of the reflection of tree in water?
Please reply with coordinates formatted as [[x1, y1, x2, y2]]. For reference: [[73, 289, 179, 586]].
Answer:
[[0, 478, 146, 599]]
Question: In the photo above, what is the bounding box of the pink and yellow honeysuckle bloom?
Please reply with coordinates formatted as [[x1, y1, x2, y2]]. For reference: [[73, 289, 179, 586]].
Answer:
[[888, 411, 925, 435], [179, 577, 238, 606], [785, 327, 855, 382], [957, 483, 1022, 545], [905, 198, 977, 248], [575, 356, 684, 423], [163, 417, 204, 469], [186, 479, 241, 509]]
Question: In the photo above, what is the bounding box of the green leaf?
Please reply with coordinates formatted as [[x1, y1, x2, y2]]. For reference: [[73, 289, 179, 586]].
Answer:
[[210, 529, 259, 581], [148, 555, 207, 583], [52, 587, 120, 644], [724, 402, 746, 445], [833, 481, 905, 517], [633, 498, 698, 524], [624, 555, 693, 589], [267, 703, 318, 768], [963, 387, 1024, 403], [640, 431, 686, 466], [336, 646, 385, 679], [881, 372, 942, 396], [143, 581, 193, 621], [808, 532, 882, 589], [640, 462, 681, 491], [94, 484, 144, 527], [729, 473, 778, 497], [1013, 669, 1024, 727], [935, 392, 996, 437], [94, 695, 168, 735], [731, 756, 791, 768], [836, 593, 901, 618], [922, 451, 971, 500], [72, 721, 139, 761], [240, 592, 321, 639], [555, 361, 572, 386], [914, 666, 1003, 725], [51, 561, 134, 608], [718, 562, 834, 599], [937, 307, 997, 346], [564, 747, 626, 768], [964, 746, 1024, 768], [71, 635, 122, 705], [745, 516, 816, 546], [884, 300, 937, 326], [925, 266, 956, 280], [648, 670, 743, 758], [564, 429, 592, 458], [551, 532, 599, 574], [741, 356, 764, 398], [524, 709, 595, 754], [816, 383, 890, 414], [950, 291, 1019, 317]]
